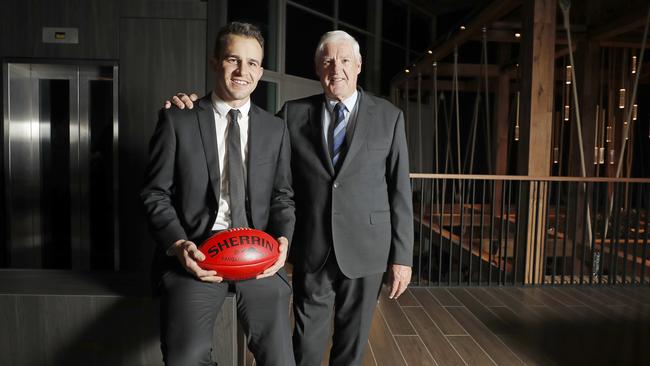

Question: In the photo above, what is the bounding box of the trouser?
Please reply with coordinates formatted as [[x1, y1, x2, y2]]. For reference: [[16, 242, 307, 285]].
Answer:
[[160, 264, 295, 366], [292, 256, 383, 366]]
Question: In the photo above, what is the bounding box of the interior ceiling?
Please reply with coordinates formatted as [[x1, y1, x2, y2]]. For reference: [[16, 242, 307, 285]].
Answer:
[[427, 0, 649, 41], [399, 0, 650, 82], [409, 0, 491, 16]]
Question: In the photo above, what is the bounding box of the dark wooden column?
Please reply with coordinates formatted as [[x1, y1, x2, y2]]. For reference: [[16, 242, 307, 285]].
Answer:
[[518, 0, 557, 284], [493, 44, 512, 226], [494, 44, 511, 176], [518, 0, 556, 176]]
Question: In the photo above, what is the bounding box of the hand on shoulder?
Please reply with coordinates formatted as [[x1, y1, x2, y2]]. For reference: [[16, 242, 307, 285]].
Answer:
[[163, 92, 199, 110]]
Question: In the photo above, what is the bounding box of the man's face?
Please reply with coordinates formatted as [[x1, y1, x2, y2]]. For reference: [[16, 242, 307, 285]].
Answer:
[[212, 35, 264, 107], [315, 40, 361, 101]]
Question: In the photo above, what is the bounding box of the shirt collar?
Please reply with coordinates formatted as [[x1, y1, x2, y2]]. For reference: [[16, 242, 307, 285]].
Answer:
[[211, 91, 251, 119], [325, 90, 358, 114]]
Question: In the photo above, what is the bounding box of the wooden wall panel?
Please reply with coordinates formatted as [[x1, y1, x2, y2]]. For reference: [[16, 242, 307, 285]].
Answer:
[[0, 293, 236, 366], [120, 0, 207, 19], [0, 0, 118, 60], [214, 295, 238, 366], [0, 295, 19, 365], [118, 17, 206, 271], [1, 0, 37, 57], [14, 296, 48, 365]]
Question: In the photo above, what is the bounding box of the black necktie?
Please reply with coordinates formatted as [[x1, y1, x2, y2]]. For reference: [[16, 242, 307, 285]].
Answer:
[[227, 109, 248, 228]]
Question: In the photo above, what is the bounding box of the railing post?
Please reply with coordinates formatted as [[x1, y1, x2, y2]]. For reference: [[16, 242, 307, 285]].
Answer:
[[524, 181, 549, 284]]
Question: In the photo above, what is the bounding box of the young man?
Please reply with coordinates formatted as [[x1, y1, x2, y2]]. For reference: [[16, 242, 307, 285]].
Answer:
[[142, 22, 295, 365]]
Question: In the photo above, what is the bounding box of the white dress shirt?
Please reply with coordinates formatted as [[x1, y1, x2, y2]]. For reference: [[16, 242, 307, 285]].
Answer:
[[322, 90, 358, 145], [211, 92, 250, 231]]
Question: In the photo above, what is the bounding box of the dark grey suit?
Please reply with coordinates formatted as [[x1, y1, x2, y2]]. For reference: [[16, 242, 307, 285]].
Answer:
[[142, 95, 295, 365], [279, 89, 413, 365]]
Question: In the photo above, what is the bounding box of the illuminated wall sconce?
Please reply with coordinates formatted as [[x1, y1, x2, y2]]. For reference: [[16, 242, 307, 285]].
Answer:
[[619, 88, 626, 109], [599, 148, 605, 164], [564, 105, 570, 121]]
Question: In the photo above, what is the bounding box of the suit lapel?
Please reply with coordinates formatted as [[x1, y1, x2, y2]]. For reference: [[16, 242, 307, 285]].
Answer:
[[309, 98, 335, 176], [196, 96, 221, 203], [338, 90, 373, 175]]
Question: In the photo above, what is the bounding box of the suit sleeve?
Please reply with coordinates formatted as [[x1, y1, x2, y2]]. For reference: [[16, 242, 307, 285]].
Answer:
[[386, 110, 414, 266], [276, 102, 288, 121], [140, 109, 187, 252], [267, 116, 296, 246]]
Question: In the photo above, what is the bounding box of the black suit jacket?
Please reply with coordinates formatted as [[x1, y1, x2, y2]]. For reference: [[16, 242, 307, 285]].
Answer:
[[278, 89, 413, 279], [141, 95, 295, 274]]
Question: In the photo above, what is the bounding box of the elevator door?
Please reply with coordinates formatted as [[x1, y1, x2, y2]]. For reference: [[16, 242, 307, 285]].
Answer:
[[3, 63, 118, 270]]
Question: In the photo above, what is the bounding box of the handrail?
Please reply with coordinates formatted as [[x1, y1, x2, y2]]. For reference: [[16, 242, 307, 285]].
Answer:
[[408, 175, 650, 286], [410, 173, 650, 183]]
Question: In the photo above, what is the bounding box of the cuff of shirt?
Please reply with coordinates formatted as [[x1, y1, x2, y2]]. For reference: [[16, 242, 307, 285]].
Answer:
[[166, 240, 186, 256], [165, 246, 175, 256]]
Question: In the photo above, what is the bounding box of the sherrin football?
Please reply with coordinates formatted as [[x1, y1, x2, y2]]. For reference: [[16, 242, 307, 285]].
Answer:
[[198, 228, 280, 280]]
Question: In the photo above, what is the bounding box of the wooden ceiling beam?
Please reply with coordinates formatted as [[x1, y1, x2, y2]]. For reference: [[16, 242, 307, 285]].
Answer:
[[597, 39, 650, 48], [431, 63, 500, 77], [395, 79, 497, 93], [392, 0, 521, 85], [413, 0, 489, 15], [589, 11, 649, 40], [469, 29, 521, 43]]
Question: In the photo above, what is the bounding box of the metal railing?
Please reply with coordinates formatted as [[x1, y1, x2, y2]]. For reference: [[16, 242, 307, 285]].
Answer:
[[410, 174, 650, 286]]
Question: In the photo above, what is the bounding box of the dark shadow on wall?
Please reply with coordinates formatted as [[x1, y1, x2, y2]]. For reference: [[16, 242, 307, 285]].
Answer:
[[0, 272, 161, 366], [0, 271, 236, 366]]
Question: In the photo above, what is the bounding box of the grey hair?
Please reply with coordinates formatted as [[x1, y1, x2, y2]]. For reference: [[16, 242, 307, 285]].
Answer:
[[314, 30, 362, 63]]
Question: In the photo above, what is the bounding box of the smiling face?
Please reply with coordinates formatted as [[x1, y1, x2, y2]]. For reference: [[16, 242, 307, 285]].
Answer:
[[315, 40, 361, 101], [212, 34, 264, 108]]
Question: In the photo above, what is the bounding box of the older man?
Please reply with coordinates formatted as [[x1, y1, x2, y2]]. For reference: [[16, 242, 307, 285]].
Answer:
[[279, 30, 413, 366], [167, 30, 413, 366]]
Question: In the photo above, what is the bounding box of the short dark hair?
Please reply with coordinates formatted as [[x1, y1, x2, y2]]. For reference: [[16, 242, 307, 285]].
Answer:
[[214, 22, 264, 59]]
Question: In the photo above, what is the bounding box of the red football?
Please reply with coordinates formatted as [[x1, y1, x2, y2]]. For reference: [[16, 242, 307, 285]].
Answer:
[[198, 228, 280, 280]]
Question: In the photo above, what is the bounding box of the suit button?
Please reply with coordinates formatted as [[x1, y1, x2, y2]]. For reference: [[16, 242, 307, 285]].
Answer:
[[333, 182, 340, 189]]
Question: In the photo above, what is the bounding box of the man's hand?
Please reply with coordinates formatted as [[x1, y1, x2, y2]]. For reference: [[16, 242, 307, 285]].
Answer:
[[164, 93, 199, 109], [172, 239, 223, 282], [256, 236, 289, 279], [387, 264, 411, 299]]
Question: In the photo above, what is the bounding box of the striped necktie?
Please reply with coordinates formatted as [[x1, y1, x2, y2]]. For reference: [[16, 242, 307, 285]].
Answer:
[[332, 102, 347, 168]]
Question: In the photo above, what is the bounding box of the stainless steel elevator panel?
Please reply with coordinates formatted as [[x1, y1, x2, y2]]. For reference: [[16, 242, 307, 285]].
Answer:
[[3, 63, 119, 270]]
